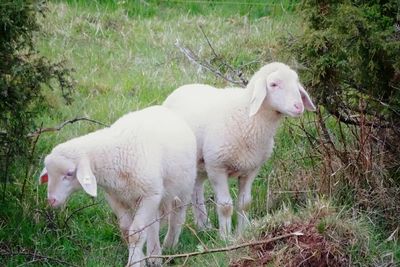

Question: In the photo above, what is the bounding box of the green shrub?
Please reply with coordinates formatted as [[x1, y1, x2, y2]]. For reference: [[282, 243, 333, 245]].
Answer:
[[281, 0, 400, 229], [0, 0, 72, 198], [287, 0, 399, 124]]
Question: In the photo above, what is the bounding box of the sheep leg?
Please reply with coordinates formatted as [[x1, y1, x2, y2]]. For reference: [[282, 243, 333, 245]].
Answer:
[[236, 169, 258, 235], [105, 192, 132, 243], [126, 195, 161, 267], [191, 171, 212, 230], [163, 197, 187, 249], [207, 168, 232, 239], [146, 212, 162, 267]]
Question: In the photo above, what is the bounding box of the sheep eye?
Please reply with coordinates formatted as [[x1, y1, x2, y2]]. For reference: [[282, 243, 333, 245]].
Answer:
[[270, 82, 278, 88], [63, 174, 74, 181], [66, 170, 74, 177]]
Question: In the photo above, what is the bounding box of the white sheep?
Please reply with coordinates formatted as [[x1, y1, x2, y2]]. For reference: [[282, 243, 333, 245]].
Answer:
[[39, 105, 197, 267], [163, 62, 316, 238]]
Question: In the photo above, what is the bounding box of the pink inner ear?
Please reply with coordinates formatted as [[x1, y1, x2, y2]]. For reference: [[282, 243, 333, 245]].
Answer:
[[302, 94, 309, 104], [298, 84, 316, 111], [40, 173, 48, 184], [301, 94, 316, 111]]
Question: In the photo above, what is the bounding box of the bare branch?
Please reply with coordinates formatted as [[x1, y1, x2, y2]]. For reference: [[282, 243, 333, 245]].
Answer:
[[197, 25, 249, 86], [175, 26, 249, 87], [198, 25, 219, 59], [28, 117, 109, 138], [326, 105, 399, 131], [175, 40, 245, 86], [130, 231, 303, 266], [184, 223, 209, 250]]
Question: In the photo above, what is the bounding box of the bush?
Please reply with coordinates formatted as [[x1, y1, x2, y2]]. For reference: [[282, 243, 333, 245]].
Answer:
[[294, 0, 399, 125], [0, 0, 72, 198], [281, 0, 400, 229]]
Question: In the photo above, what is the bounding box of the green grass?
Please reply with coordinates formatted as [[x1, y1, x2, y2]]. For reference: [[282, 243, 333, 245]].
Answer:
[[1, 1, 398, 266]]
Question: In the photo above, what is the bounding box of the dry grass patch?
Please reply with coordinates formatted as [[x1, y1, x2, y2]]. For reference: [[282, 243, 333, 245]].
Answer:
[[229, 199, 382, 267]]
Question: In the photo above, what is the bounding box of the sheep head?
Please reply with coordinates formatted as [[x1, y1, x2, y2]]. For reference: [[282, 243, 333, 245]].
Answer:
[[248, 62, 316, 117], [39, 152, 97, 208]]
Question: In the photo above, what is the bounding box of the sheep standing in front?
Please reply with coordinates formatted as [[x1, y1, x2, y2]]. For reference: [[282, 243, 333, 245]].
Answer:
[[39, 106, 197, 267], [163, 62, 316, 238]]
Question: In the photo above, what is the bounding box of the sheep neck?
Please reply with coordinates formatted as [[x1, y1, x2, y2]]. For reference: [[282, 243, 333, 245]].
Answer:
[[90, 146, 123, 190], [88, 134, 146, 199], [246, 104, 282, 142]]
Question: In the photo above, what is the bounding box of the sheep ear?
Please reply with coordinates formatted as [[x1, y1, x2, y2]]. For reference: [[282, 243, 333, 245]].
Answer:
[[39, 168, 48, 184], [249, 78, 268, 117], [76, 157, 97, 197], [298, 84, 316, 111]]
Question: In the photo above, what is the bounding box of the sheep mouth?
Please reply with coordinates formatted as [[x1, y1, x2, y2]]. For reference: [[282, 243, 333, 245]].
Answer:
[[278, 110, 302, 117]]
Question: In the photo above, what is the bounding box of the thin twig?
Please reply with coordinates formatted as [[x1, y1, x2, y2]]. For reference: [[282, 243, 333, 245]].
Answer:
[[198, 25, 219, 59], [326, 105, 398, 131], [130, 231, 303, 266], [2, 146, 11, 202], [63, 202, 101, 228], [28, 117, 109, 137], [175, 39, 247, 87], [272, 189, 318, 194], [185, 223, 209, 250], [20, 122, 43, 200], [126, 201, 195, 241], [198, 25, 248, 86]]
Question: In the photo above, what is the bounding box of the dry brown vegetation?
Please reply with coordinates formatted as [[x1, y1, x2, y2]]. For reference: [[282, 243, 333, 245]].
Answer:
[[229, 200, 385, 267]]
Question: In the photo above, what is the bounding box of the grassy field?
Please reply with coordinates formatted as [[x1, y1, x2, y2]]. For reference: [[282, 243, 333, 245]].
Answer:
[[1, 0, 398, 266]]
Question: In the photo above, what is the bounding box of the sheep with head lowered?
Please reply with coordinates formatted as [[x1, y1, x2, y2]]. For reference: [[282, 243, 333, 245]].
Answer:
[[163, 62, 316, 238], [39, 105, 197, 267]]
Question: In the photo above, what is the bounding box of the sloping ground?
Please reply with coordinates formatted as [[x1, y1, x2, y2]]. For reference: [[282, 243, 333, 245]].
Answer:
[[229, 200, 393, 267]]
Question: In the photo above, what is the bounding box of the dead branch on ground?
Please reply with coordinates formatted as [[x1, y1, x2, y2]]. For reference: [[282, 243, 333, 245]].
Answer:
[[130, 231, 303, 266]]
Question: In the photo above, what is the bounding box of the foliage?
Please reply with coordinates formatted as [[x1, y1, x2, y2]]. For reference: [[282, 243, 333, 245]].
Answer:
[[281, 0, 400, 229], [0, 0, 72, 196], [286, 0, 399, 125]]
